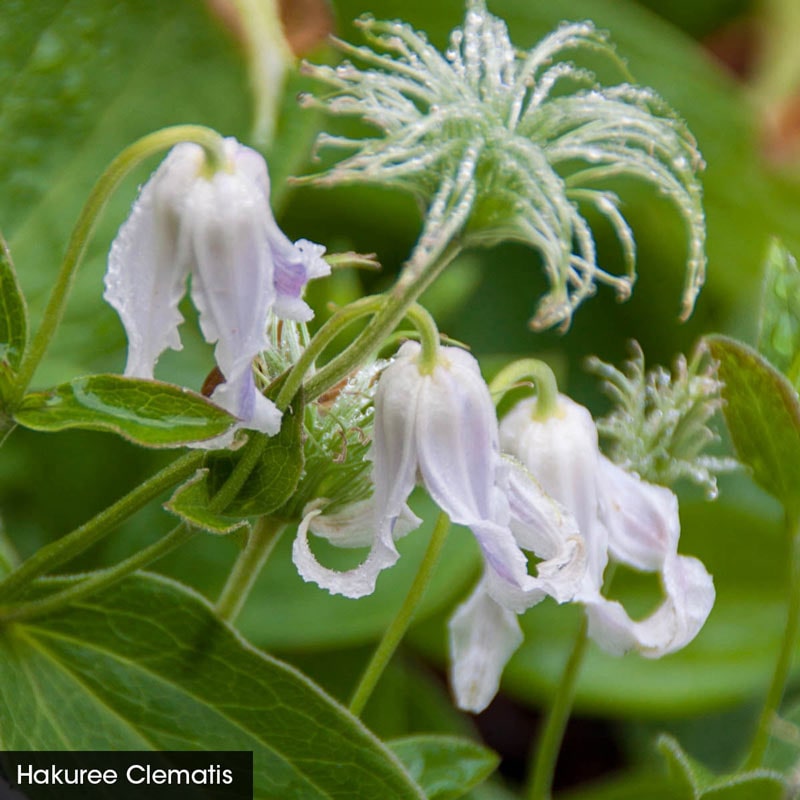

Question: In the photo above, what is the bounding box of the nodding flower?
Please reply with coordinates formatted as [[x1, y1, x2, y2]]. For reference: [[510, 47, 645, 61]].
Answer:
[[104, 136, 329, 442]]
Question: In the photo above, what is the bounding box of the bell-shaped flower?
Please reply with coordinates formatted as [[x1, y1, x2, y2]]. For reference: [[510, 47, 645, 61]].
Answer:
[[104, 136, 330, 438], [292, 342, 585, 712], [499, 393, 715, 658]]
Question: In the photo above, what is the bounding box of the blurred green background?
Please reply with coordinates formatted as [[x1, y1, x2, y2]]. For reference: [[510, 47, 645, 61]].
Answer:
[[3, 0, 800, 795]]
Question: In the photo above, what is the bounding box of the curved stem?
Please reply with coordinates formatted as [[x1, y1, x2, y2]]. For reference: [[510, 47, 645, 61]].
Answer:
[[0, 523, 195, 623], [0, 450, 202, 601], [490, 359, 560, 418], [349, 512, 450, 717], [12, 125, 227, 402], [305, 241, 462, 402], [527, 613, 589, 800], [275, 295, 384, 411], [215, 517, 286, 622], [745, 510, 800, 768], [404, 304, 440, 373]]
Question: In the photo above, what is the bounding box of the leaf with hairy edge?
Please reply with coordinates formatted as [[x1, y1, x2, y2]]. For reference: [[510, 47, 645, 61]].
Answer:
[[0, 234, 27, 395], [164, 469, 251, 536], [388, 736, 499, 800], [14, 374, 236, 447], [658, 735, 786, 799], [0, 572, 425, 800], [706, 336, 800, 512]]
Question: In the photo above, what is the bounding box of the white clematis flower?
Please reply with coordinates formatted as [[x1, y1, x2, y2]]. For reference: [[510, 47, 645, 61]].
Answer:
[[104, 136, 329, 438], [500, 394, 715, 658], [292, 341, 585, 712]]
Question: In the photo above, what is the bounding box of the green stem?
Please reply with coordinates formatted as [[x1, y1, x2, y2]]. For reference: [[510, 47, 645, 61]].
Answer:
[[215, 517, 286, 623], [0, 450, 202, 601], [349, 512, 450, 717], [489, 359, 560, 418], [527, 613, 590, 800], [404, 304, 440, 373], [275, 295, 384, 411], [12, 125, 227, 402], [745, 510, 800, 768], [304, 241, 462, 402], [0, 524, 195, 623], [206, 434, 267, 514]]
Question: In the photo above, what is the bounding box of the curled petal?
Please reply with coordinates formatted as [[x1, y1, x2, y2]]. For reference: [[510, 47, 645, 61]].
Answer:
[[599, 456, 679, 571], [584, 554, 715, 657], [448, 579, 524, 713], [271, 236, 331, 322], [301, 497, 422, 548], [292, 508, 400, 599]]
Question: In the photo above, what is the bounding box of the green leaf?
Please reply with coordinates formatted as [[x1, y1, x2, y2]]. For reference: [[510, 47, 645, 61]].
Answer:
[[166, 387, 304, 532], [14, 374, 236, 447], [657, 735, 786, 800], [164, 469, 251, 535], [0, 234, 27, 384], [757, 239, 800, 383], [205, 388, 305, 517], [388, 736, 499, 800], [706, 335, 800, 511], [0, 572, 425, 800]]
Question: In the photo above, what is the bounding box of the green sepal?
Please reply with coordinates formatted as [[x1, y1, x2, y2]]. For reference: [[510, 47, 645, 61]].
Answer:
[[0, 234, 28, 405], [14, 374, 236, 447], [387, 735, 499, 800], [658, 735, 786, 799], [164, 468, 251, 535], [757, 239, 800, 387], [0, 572, 426, 799], [706, 335, 800, 512]]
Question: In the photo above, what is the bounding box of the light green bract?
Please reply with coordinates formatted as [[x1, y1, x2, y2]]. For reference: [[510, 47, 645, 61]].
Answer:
[[301, 0, 706, 329]]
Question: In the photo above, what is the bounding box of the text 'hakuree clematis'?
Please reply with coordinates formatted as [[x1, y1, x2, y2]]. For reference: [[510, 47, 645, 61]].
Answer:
[[104, 136, 329, 440], [500, 394, 715, 658], [293, 341, 586, 712]]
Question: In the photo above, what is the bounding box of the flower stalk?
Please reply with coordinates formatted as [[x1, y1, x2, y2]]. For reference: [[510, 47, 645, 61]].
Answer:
[[349, 512, 450, 717], [745, 511, 800, 768], [215, 517, 287, 623], [0, 450, 203, 602], [527, 613, 590, 800], [0, 523, 196, 623]]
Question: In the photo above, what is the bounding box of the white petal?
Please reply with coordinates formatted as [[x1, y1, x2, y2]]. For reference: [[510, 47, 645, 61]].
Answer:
[[408, 345, 540, 606], [584, 554, 715, 657], [302, 497, 422, 549], [104, 144, 198, 378], [500, 394, 609, 593], [448, 579, 524, 713], [291, 508, 400, 599], [209, 369, 282, 436], [505, 457, 580, 558], [187, 170, 275, 382], [598, 456, 679, 571]]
